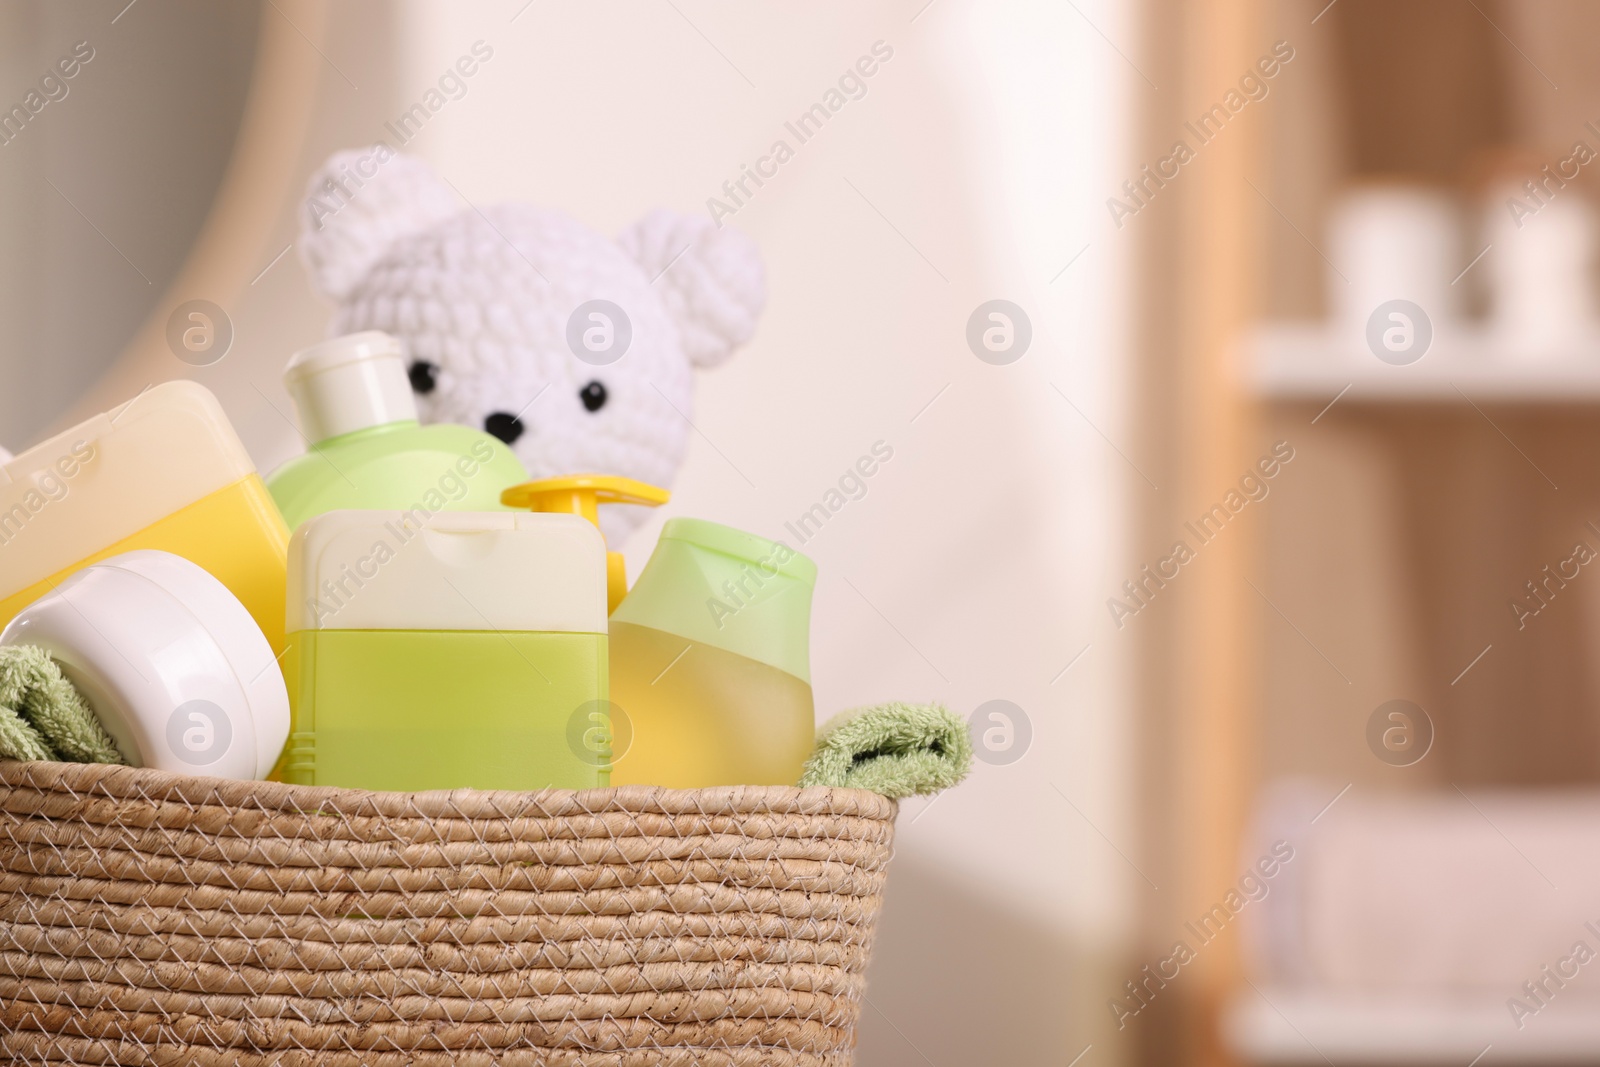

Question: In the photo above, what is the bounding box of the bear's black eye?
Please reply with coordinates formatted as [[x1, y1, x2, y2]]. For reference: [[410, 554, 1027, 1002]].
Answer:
[[484, 412, 525, 444], [580, 381, 608, 413], [408, 360, 439, 394]]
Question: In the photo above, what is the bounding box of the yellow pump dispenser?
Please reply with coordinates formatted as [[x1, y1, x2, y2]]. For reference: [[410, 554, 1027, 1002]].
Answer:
[[501, 475, 669, 612]]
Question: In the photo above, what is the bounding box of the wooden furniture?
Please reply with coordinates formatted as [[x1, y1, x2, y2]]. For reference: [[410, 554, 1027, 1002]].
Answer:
[[1134, 1, 1600, 1063], [1132, 1, 1263, 1064]]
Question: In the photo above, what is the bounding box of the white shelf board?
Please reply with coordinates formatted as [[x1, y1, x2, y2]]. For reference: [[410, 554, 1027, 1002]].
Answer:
[[1248, 323, 1600, 403], [1224, 987, 1600, 1064]]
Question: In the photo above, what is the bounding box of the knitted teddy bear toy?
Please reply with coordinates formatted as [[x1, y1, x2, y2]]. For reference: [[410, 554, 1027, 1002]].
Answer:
[[297, 147, 766, 541]]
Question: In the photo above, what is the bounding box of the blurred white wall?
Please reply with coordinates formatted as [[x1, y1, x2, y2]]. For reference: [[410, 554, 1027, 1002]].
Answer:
[[18, 0, 1136, 1060]]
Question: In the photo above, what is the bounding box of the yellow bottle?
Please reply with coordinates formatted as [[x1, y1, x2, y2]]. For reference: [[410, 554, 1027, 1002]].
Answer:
[[608, 519, 816, 788], [606, 618, 815, 787], [0, 381, 289, 656], [500, 479, 818, 787]]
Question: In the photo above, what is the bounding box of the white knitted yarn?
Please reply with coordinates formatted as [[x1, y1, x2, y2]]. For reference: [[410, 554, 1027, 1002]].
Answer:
[[618, 210, 765, 368], [299, 149, 461, 302], [298, 149, 766, 541]]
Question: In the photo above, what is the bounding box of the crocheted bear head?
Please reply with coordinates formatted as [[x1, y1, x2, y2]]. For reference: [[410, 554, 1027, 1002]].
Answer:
[[297, 147, 766, 541]]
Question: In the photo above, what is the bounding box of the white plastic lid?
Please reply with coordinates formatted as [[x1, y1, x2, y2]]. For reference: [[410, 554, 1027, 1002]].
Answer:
[[0, 550, 289, 780], [284, 330, 418, 443], [288, 510, 607, 634]]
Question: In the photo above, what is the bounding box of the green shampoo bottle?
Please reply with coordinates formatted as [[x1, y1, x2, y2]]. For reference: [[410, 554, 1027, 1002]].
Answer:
[[266, 331, 528, 532], [281, 509, 610, 791]]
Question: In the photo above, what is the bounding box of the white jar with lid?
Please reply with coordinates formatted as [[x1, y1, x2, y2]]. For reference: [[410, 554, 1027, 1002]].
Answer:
[[0, 550, 288, 779]]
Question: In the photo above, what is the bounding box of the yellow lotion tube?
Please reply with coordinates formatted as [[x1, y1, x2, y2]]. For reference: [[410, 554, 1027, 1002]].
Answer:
[[0, 381, 290, 656]]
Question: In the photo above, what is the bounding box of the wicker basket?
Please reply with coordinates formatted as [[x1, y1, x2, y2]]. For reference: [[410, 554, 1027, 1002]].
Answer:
[[0, 760, 898, 1066]]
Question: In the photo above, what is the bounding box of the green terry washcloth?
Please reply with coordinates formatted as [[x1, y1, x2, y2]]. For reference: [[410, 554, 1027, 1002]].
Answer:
[[799, 701, 972, 798], [0, 645, 125, 764]]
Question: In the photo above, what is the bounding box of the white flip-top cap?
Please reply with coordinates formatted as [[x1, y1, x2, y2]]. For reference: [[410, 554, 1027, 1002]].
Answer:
[[284, 331, 418, 444], [288, 510, 608, 635]]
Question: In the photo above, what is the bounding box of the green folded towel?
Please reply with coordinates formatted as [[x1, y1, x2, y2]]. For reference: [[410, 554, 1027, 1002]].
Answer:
[[0, 645, 125, 764], [799, 701, 972, 798]]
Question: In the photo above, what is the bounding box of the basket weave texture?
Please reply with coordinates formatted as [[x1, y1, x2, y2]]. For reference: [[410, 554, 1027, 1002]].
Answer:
[[0, 760, 898, 1066]]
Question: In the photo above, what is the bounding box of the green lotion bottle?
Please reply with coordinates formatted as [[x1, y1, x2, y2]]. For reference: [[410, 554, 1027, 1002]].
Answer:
[[266, 331, 528, 532]]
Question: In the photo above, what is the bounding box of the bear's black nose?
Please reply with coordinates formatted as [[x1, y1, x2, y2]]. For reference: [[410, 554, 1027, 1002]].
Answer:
[[408, 360, 439, 394], [484, 412, 525, 445]]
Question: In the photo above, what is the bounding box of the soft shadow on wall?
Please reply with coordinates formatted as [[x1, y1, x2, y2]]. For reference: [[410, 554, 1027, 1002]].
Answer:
[[0, 0, 258, 448], [859, 848, 1098, 1066]]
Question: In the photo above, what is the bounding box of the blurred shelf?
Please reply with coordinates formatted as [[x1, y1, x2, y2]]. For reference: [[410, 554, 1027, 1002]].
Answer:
[[1224, 988, 1600, 1064], [1248, 323, 1600, 403]]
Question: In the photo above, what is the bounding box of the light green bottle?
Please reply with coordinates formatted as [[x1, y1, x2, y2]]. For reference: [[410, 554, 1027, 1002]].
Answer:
[[281, 509, 610, 791], [265, 331, 528, 532], [607, 519, 817, 788]]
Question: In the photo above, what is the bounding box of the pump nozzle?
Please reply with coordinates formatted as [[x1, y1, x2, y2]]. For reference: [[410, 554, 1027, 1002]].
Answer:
[[501, 475, 669, 613]]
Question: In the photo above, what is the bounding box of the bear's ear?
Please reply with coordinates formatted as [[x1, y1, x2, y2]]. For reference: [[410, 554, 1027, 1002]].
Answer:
[[618, 210, 766, 368], [298, 147, 460, 302]]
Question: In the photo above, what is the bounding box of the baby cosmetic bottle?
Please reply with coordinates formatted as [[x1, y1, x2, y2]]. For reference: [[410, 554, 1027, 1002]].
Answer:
[[607, 519, 817, 788], [0, 381, 290, 655], [282, 509, 610, 791], [266, 331, 529, 531]]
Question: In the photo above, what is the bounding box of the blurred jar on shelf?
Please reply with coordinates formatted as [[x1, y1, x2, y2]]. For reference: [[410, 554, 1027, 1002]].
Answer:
[[1326, 181, 1465, 355], [1480, 148, 1600, 359]]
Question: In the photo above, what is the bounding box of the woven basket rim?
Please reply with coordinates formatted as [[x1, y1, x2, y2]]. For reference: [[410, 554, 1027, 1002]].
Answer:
[[0, 760, 898, 1064], [0, 759, 899, 820]]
